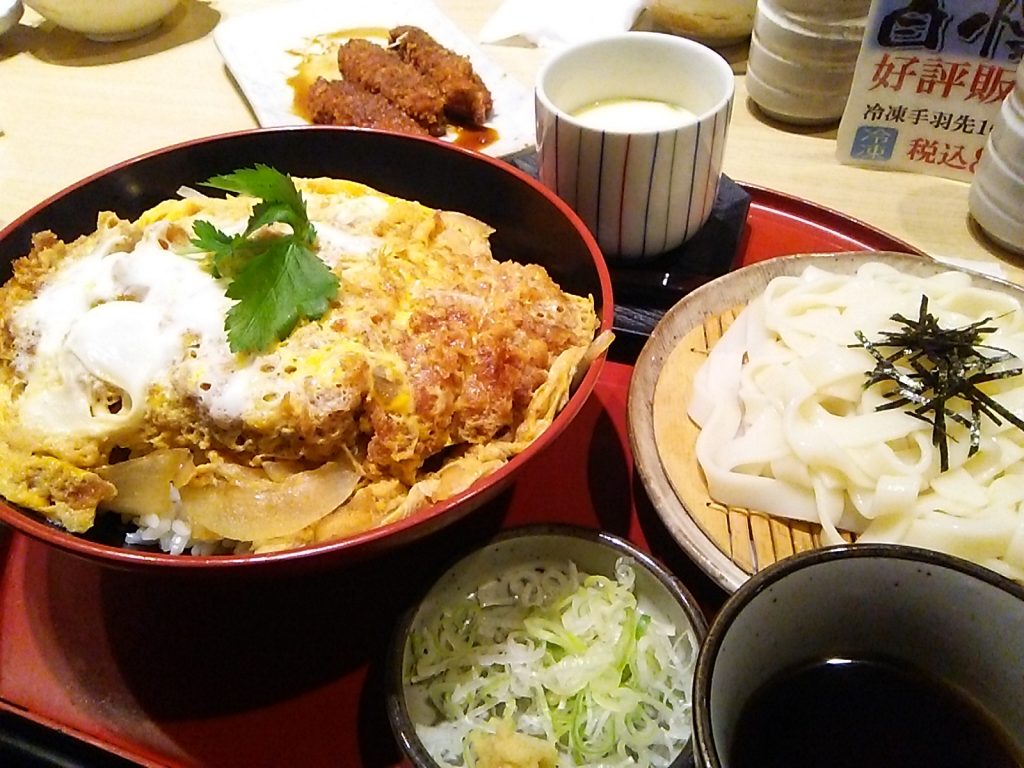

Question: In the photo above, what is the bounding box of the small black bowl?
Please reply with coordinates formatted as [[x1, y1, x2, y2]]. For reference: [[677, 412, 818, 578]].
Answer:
[[692, 544, 1024, 768]]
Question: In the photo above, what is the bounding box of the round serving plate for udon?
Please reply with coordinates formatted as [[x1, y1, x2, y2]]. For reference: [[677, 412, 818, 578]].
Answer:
[[627, 250, 1024, 593]]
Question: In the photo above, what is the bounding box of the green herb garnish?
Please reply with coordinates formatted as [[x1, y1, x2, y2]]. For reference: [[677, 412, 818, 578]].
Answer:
[[855, 295, 1024, 471], [190, 165, 339, 354]]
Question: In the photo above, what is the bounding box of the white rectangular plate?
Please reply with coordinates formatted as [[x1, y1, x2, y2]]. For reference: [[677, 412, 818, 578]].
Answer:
[[214, 0, 535, 158]]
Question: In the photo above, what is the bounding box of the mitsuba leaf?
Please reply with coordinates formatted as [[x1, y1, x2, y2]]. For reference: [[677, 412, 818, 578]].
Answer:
[[189, 165, 338, 354], [223, 239, 339, 354], [191, 219, 238, 266], [246, 200, 315, 241], [202, 165, 307, 218], [191, 222, 261, 280]]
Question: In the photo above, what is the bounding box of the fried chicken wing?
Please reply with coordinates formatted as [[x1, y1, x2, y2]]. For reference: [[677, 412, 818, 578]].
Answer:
[[389, 26, 493, 127], [336, 38, 447, 136], [306, 77, 429, 136]]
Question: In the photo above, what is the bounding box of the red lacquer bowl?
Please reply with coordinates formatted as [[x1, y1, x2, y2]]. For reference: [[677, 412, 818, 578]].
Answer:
[[0, 126, 613, 572]]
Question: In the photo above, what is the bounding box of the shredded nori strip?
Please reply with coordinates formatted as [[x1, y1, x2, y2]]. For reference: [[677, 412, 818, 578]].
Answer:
[[854, 295, 1024, 472]]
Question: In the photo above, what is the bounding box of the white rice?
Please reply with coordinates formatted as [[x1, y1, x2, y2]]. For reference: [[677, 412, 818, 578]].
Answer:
[[124, 512, 193, 555], [122, 483, 244, 555]]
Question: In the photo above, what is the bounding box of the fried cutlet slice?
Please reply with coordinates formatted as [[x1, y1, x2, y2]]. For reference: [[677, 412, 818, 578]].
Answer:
[[337, 38, 446, 136], [306, 77, 429, 136], [389, 26, 493, 127]]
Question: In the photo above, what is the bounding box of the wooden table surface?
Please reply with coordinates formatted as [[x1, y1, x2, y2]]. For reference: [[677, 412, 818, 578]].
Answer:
[[1, 0, 1021, 283]]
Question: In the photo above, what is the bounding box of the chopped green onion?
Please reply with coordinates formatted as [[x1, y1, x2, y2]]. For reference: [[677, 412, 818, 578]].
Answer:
[[404, 558, 697, 767]]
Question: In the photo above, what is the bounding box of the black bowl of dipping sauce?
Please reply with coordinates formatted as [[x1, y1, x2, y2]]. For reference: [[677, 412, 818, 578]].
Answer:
[[693, 543, 1024, 768]]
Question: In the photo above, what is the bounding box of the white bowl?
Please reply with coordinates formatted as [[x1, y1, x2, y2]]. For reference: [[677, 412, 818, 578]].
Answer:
[[24, 0, 179, 41]]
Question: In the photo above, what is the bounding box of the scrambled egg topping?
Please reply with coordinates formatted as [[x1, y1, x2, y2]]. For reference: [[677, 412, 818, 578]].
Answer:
[[0, 178, 601, 552]]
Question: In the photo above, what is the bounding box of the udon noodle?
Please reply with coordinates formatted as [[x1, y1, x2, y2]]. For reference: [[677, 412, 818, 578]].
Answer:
[[689, 262, 1024, 580]]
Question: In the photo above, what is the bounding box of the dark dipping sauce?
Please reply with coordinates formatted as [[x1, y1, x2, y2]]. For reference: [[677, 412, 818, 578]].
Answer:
[[731, 657, 1024, 768]]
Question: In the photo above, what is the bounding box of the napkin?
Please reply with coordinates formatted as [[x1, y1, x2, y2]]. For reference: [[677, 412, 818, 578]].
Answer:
[[479, 0, 645, 48]]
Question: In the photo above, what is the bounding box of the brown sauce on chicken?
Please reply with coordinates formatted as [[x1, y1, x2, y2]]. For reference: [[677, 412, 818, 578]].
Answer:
[[289, 26, 498, 151]]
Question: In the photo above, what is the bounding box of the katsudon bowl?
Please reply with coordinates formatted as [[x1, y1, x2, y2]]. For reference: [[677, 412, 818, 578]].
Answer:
[[0, 126, 613, 571]]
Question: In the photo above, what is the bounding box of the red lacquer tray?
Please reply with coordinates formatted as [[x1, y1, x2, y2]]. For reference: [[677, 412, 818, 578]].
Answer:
[[0, 186, 920, 768]]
